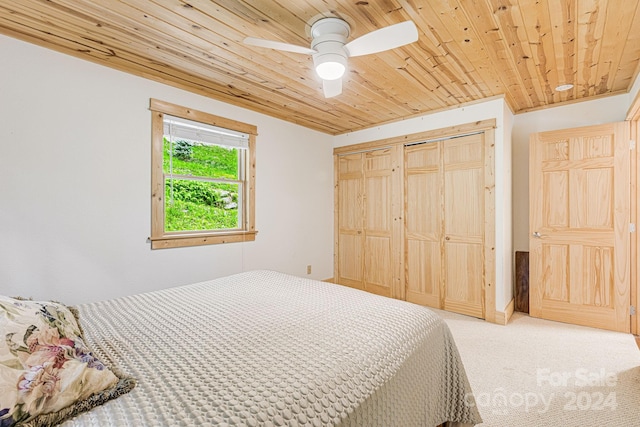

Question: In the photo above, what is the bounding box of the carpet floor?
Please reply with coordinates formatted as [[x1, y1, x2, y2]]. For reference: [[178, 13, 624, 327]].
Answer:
[[436, 309, 640, 426]]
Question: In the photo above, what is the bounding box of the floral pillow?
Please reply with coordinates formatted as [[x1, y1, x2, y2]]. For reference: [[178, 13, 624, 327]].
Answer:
[[0, 296, 135, 427]]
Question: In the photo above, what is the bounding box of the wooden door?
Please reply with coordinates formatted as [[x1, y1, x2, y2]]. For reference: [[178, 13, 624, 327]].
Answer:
[[529, 122, 630, 333], [405, 142, 442, 307], [443, 134, 485, 318], [336, 153, 364, 290], [363, 148, 395, 297]]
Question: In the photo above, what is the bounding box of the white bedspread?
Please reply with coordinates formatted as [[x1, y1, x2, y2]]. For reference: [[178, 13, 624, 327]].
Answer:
[[63, 270, 481, 426]]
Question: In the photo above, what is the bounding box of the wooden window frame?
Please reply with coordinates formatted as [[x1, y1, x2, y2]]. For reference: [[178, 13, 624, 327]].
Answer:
[[149, 99, 257, 249]]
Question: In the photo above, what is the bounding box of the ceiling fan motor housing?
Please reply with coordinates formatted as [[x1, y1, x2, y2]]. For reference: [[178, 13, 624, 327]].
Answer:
[[310, 18, 350, 80]]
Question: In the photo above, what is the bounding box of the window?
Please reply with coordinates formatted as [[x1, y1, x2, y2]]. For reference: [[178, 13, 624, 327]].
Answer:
[[149, 99, 256, 249]]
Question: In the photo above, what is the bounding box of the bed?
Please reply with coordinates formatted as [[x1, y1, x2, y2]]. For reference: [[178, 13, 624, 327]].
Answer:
[[2, 270, 481, 426]]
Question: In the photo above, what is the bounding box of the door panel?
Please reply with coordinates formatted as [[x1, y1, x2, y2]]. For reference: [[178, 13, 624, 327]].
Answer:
[[364, 235, 392, 296], [579, 245, 613, 306], [542, 171, 569, 227], [445, 167, 483, 237], [530, 122, 630, 332], [572, 168, 613, 228], [540, 244, 568, 302], [406, 240, 441, 306], [338, 234, 363, 285], [445, 242, 483, 317], [339, 178, 362, 230]]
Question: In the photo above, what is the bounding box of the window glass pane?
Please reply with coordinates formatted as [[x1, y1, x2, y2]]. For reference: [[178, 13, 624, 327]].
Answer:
[[163, 137, 239, 180], [164, 178, 239, 232]]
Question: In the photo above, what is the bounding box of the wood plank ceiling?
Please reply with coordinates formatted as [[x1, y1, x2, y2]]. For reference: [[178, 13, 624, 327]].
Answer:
[[1, 0, 640, 135]]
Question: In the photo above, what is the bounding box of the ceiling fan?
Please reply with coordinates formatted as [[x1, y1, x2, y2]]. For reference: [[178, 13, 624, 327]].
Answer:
[[244, 18, 419, 98]]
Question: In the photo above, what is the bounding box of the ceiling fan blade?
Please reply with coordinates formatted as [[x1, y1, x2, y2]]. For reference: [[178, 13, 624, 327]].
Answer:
[[243, 37, 316, 55], [344, 21, 418, 57], [323, 78, 342, 98]]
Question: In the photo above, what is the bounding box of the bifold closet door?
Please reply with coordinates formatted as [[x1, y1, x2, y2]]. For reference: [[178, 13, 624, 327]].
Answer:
[[404, 134, 485, 318], [336, 153, 365, 290], [405, 142, 442, 307], [362, 149, 395, 297], [335, 148, 396, 297], [443, 134, 485, 318]]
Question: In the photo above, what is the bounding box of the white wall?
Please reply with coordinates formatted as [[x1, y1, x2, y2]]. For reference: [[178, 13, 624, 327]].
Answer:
[[0, 35, 334, 305], [511, 95, 631, 253], [333, 98, 514, 313]]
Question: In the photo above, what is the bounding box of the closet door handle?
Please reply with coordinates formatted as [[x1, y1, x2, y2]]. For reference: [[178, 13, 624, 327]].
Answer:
[[445, 236, 450, 241]]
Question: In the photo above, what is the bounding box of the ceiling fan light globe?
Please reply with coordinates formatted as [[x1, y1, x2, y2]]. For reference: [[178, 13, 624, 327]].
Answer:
[[316, 61, 346, 80], [313, 51, 347, 80]]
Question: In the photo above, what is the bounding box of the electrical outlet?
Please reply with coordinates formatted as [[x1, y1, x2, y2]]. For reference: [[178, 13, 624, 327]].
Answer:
[[306, 265, 312, 275]]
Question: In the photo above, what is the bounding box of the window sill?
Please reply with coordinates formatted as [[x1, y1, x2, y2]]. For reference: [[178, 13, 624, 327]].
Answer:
[[150, 231, 257, 249]]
